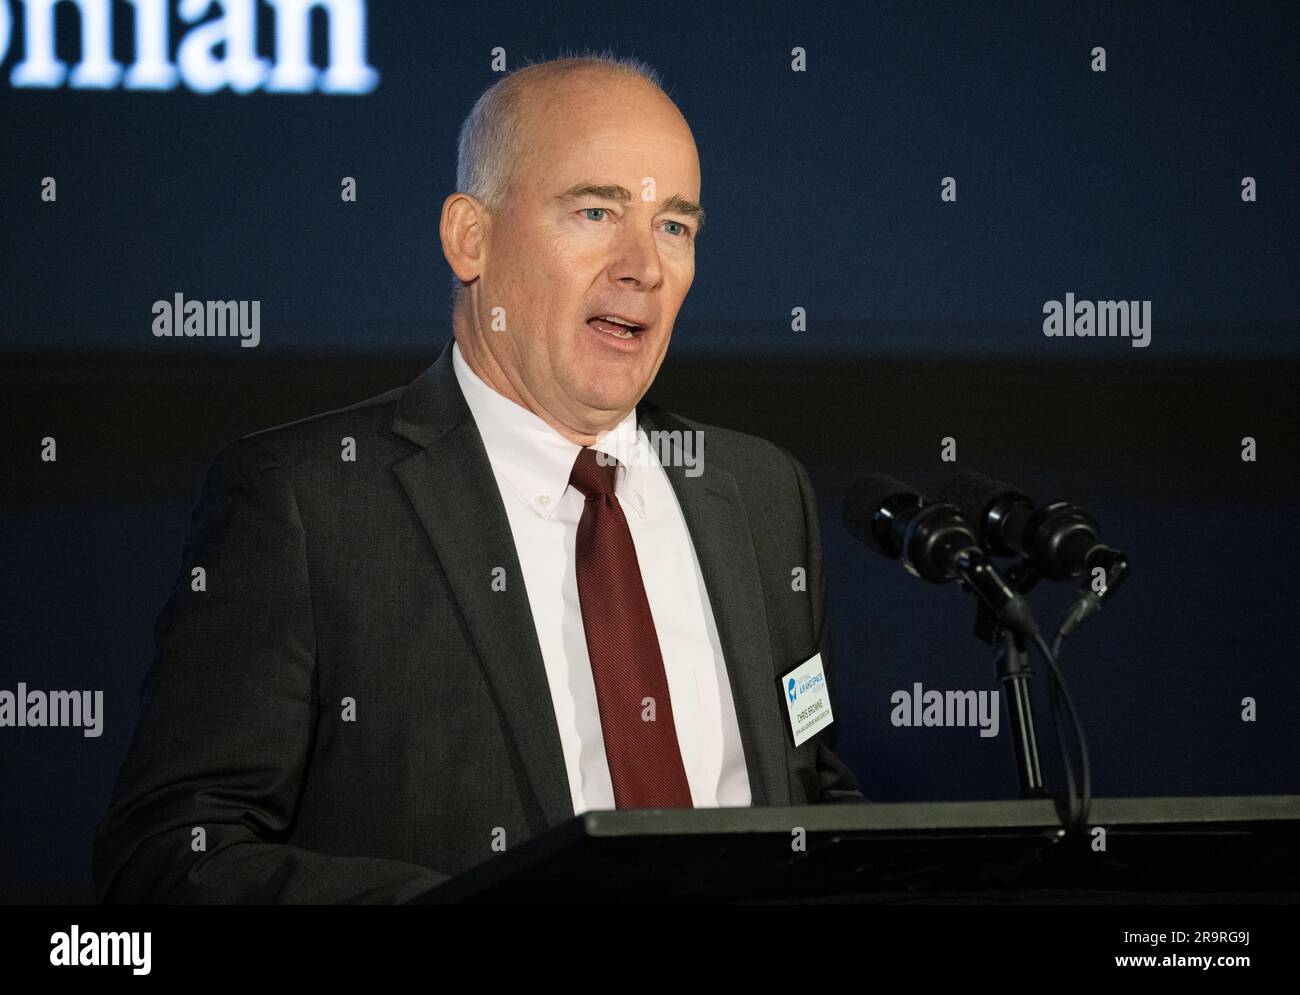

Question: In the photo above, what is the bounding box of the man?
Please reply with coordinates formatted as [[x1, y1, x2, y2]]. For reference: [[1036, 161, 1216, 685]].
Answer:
[[93, 53, 863, 905]]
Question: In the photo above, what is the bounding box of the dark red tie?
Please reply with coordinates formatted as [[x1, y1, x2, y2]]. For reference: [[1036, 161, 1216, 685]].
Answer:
[[569, 446, 694, 809]]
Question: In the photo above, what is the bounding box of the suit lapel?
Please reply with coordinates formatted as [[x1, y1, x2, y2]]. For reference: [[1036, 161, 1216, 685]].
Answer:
[[637, 403, 793, 807], [390, 341, 574, 829], [388, 341, 792, 819]]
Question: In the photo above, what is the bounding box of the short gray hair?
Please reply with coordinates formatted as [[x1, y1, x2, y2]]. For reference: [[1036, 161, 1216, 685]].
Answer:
[[449, 50, 669, 311]]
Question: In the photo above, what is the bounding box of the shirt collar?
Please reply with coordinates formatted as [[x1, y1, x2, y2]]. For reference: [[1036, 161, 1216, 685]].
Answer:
[[451, 340, 649, 520]]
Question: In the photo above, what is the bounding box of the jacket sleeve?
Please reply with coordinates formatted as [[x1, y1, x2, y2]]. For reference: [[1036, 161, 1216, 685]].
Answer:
[[92, 439, 451, 904], [783, 447, 869, 805]]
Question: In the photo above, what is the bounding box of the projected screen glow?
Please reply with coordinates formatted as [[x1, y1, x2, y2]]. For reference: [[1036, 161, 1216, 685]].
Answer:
[[2, 1, 1297, 357]]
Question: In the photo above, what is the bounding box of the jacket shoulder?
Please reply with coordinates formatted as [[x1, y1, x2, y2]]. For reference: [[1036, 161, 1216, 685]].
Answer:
[[641, 402, 807, 485], [223, 385, 410, 465]]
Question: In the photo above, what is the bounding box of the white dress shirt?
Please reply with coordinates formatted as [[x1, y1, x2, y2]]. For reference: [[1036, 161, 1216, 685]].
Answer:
[[451, 340, 752, 814]]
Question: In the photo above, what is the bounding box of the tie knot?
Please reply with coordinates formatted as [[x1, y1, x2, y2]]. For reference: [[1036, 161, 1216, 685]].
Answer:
[[569, 447, 619, 499]]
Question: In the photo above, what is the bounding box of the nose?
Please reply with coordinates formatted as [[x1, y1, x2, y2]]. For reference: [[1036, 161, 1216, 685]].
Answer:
[[609, 218, 664, 290]]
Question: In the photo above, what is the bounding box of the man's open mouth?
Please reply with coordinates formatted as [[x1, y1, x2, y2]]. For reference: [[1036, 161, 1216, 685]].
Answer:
[[587, 314, 644, 339]]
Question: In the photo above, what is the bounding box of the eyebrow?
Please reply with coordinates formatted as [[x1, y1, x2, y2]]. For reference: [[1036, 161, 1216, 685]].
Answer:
[[555, 182, 706, 235]]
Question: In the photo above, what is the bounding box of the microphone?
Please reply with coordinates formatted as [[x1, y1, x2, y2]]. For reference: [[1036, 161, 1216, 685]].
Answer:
[[842, 474, 1038, 638], [937, 471, 1127, 586], [937, 470, 1131, 643]]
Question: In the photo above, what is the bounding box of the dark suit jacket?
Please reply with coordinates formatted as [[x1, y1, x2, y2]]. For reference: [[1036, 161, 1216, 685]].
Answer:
[[93, 338, 864, 904]]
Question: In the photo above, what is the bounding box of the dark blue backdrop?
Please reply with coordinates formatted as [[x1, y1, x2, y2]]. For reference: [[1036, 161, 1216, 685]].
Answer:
[[1, 0, 1297, 354]]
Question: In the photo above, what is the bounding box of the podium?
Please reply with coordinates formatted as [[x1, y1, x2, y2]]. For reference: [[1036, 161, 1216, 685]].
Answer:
[[412, 795, 1300, 903]]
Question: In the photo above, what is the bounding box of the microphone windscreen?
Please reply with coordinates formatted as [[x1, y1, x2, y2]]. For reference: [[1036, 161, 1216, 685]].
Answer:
[[841, 474, 917, 555], [937, 471, 1008, 527]]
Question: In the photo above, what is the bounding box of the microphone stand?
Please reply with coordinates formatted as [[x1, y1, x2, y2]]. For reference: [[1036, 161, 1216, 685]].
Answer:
[[996, 628, 1045, 797], [972, 561, 1046, 798]]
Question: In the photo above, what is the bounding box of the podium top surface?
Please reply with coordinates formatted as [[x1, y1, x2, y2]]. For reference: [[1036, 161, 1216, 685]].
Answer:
[[572, 794, 1300, 837], [416, 795, 1300, 904]]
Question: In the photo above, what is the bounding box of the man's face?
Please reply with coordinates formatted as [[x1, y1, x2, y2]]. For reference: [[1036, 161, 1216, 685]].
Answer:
[[467, 74, 702, 435]]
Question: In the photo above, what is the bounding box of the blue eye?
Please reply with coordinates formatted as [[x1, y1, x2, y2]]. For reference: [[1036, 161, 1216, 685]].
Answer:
[[583, 208, 607, 221], [663, 221, 688, 238]]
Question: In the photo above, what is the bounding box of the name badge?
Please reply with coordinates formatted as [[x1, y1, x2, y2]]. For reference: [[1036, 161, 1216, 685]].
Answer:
[[777, 652, 834, 747]]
